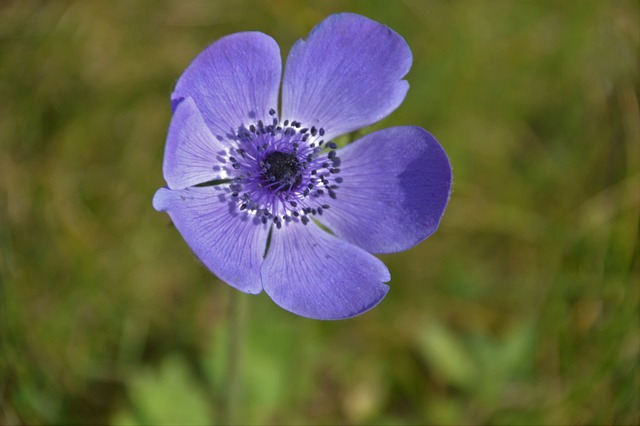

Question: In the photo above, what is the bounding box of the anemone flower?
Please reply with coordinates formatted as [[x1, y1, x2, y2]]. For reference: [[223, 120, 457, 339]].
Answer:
[[153, 13, 452, 320]]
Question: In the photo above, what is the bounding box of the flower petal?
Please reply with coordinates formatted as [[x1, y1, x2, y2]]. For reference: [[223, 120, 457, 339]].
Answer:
[[172, 32, 281, 138], [281, 13, 412, 140], [318, 126, 452, 254], [163, 97, 232, 189], [262, 222, 390, 320], [153, 186, 268, 294]]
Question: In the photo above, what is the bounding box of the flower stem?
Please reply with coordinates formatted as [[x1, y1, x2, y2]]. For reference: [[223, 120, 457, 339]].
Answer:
[[221, 288, 246, 425]]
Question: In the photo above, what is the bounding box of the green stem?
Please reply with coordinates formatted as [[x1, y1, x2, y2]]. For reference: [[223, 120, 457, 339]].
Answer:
[[220, 288, 246, 425]]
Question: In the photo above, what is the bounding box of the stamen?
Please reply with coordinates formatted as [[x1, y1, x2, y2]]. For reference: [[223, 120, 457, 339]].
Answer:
[[220, 108, 343, 228]]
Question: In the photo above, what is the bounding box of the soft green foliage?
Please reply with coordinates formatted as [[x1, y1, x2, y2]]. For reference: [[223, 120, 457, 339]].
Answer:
[[112, 354, 212, 425], [1, 0, 638, 424]]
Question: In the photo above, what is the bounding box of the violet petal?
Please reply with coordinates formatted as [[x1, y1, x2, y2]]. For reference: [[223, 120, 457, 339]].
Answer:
[[163, 97, 232, 189], [172, 32, 281, 139], [317, 126, 452, 254], [262, 222, 390, 320], [153, 186, 268, 294], [281, 13, 412, 141]]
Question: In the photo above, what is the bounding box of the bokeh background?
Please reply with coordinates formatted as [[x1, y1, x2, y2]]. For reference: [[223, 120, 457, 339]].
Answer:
[[1, 0, 638, 424]]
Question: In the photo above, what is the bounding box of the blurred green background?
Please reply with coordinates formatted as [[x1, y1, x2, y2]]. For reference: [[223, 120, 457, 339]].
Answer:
[[1, 0, 638, 424]]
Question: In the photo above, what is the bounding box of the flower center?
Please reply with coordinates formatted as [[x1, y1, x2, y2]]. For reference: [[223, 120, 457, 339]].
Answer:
[[224, 108, 343, 229], [262, 151, 302, 192]]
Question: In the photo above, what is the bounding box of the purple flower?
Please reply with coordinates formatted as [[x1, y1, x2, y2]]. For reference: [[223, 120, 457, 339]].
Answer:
[[153, 13, 452, 320]]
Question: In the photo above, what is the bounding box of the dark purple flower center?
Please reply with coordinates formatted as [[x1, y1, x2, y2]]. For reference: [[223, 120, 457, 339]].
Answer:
[[223, 108, 342, 229], [262, 151, 303, 192]]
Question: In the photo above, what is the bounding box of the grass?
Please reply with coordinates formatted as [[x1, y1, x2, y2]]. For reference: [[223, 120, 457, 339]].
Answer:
[[1, 0, 638, 424]]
